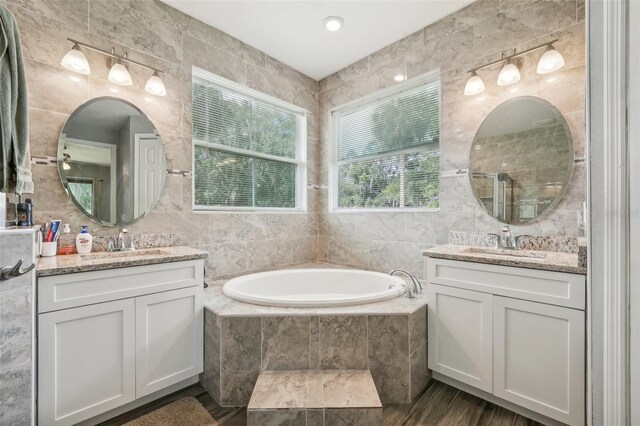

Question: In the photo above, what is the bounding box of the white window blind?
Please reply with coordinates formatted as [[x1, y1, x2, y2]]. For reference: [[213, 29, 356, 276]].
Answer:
[[333, 77, 441, 210], [192, 72, 305, 210]]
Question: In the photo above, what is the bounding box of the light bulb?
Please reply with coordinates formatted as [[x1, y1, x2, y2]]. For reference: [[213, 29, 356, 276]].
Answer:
[[62, 161, 71, 170], [61, 44, 91, 75], [108, 63, 133, 86], [324, 16, 344, 32], [537, 46, 565, 74], [497, 61, 520, 86], [145, 71, 167, 96], [464, 71, 485, 96], [394, 74, 406, 82]]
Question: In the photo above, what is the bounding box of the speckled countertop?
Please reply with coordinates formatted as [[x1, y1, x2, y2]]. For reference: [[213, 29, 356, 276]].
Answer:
[[423, 244, 586, 275], [37, 246, 208, 277]]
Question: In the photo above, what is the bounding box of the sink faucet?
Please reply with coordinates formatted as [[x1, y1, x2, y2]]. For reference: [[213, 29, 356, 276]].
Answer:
[[389, 269, 422, 298], [107, 228, 135, 252], [488, 226, 532, 250]]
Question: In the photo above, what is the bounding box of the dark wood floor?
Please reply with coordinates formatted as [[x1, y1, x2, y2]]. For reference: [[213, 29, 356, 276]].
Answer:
[[101, 380, 544, 426]]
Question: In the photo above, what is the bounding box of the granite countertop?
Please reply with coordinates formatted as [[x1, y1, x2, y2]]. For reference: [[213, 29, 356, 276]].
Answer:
[[37, 246, 209, 277], [423, 244, 586, 275]]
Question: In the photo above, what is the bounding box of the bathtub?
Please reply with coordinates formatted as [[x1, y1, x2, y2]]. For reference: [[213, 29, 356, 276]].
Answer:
[[222, 268, 407, 307]]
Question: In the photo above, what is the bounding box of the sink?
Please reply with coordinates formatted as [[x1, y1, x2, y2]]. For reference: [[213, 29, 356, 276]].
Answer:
[[79, 248, 171, 261], [462, 247, 547, 259]]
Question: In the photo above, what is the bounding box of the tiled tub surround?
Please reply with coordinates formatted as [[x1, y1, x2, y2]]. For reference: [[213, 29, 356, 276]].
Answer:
[[2, 0, 320, 281], [317, 0, 586, 276], [202, 280, 429, 406]]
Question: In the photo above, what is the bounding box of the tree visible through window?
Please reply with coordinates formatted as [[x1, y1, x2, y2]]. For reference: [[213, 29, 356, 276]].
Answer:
[[192, 71, 305, 210], [334, 76, 440, 210], [67, 179, 94, 215]]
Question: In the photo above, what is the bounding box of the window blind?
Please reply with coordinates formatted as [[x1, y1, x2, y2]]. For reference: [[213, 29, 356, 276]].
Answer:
[[192, 75, 303, 210], [334, 77, 441, 210]]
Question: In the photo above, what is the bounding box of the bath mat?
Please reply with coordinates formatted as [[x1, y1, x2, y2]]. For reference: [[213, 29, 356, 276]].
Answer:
[[123, 397, 218, 426]]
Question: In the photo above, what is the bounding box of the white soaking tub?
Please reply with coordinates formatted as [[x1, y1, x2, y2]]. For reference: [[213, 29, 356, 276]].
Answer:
[[222, 268, 407, 308]]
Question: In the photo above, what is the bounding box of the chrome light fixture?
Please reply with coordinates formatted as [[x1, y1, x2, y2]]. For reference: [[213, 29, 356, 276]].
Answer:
[[464, 71, 485, 96], [61, 44, 91, 75], [497, 59, 520, 86], [537, 45, 565, 74], [144, 71, 167, 96], [463, 39, 565, 95], [62, 153, 71, 170], [61, 39, 167, 96]]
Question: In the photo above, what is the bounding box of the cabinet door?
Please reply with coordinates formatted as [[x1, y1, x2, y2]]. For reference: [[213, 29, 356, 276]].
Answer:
[[427, 283, 493, 393], [493, 296, 585, 426], [38, 299, 136, 426], [135, 286, 203, 397]]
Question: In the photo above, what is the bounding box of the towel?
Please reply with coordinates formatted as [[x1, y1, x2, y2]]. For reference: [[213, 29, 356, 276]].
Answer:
[[0, 4, 32, 194]]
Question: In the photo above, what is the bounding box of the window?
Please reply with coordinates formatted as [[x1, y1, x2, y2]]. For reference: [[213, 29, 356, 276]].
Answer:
[[191, 68, 306, 211], [331, 73, 440, 211], [67, 177, 94, 215]]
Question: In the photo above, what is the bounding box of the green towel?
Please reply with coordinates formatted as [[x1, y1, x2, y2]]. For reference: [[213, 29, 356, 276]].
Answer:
[[0, 4, 32, 194]]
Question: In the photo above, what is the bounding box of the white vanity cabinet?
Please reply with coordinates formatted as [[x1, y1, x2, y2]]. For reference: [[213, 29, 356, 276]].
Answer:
[[426, 258, 585, 426], [37, 259, 204, 426]]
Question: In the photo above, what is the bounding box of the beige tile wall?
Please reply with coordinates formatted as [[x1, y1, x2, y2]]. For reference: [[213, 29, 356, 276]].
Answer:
[[7, 0, 585, 280], [3, 0, 320, 279], [317, 0, 586, 277]]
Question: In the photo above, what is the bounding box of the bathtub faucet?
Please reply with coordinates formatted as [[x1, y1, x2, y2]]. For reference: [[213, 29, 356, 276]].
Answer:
[[389, 269, 423, 298]]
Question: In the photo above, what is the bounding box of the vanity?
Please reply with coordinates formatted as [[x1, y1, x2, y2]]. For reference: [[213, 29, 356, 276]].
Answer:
[[423, 96, 587, 426], [36, 247, 208, 426]]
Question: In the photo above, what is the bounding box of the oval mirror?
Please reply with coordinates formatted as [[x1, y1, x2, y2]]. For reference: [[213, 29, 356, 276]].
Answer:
[[469, 96, 573, 224], [57, 97, 166, 227]]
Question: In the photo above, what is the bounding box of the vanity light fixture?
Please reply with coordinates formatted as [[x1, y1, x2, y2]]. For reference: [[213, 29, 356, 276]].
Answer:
[[464, 70, 485, 96], [464, 39, 564, 95], [537, 45, 565, 74], [61, 43, 91, 75], [497, 58, 520, 86], [62, 153, 71, 170], [61, 39, 167, 96], [324, 16, 344, 32]]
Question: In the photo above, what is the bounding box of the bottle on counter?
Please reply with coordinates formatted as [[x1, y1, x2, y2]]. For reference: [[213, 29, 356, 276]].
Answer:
[[75, 225, 93, 254], [57, 224, 76, 255]]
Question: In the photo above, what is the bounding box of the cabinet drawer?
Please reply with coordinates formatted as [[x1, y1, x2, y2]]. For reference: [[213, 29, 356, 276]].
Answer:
[[426, 258, 585, 310], [39, 260, 204, 313]]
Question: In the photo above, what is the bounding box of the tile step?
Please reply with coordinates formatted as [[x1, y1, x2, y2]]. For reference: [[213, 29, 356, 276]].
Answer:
[[247, 370, 382, 425]]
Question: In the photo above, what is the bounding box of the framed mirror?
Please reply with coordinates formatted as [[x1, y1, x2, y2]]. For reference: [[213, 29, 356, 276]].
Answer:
[[469, 96, 574, 224], [58, 97, 166, 226]]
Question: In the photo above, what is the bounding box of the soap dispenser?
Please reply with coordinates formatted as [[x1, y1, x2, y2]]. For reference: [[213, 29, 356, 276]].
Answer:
[[76, 225, 93, 254], [57, 224, 76, 255]]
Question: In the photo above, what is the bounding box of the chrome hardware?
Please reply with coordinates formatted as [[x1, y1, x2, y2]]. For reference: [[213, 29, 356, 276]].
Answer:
[[1, 259, 36, 281], [107, 228, 135, 252], [389, 269, 422, 298], [488, 226, 532, 250]]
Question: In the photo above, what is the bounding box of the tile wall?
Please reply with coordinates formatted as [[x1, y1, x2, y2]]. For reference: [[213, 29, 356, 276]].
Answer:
[[317, 0, 586, 277], [4, 0, 586, 281], [1, 0, 320, 279]]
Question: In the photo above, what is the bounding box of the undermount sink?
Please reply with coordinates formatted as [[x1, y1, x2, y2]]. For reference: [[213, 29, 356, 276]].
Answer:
[[79, 248, 171, 260], [462, 247, 547, 259]]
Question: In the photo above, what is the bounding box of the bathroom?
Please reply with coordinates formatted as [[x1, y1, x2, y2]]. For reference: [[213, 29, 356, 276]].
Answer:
[[0, 0, 636, 425]]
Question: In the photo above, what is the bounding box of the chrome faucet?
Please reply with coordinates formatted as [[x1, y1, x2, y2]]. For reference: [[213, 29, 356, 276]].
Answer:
[[107, 228, 135, 252], [488, 226, 532, 250], [389, 269, 422, 298]]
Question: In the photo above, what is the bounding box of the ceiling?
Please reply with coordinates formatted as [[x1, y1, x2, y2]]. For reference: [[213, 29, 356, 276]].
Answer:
[[162, 1, 475, 80]]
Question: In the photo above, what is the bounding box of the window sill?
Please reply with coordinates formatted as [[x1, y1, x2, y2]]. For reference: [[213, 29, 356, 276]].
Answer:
[[193, 207, 307, 214]]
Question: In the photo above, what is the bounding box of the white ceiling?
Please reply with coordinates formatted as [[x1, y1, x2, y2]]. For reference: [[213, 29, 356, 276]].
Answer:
[[162, 1, 475, 80]]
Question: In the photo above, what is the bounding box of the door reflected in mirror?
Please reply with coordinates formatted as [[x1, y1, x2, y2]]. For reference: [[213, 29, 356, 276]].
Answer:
[[468, 96, 574, 224], [58, 97, 166, 227]]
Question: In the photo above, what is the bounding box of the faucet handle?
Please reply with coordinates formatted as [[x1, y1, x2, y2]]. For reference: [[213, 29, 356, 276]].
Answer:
[[107, 239, 115, 252], [515, 234, 534, 249], [486, 233, 500, 248]]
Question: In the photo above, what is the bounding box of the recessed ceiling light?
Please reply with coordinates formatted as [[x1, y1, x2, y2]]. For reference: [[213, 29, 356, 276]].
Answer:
[[394, 74, 406, 82], [324, 16, 343, 32]]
